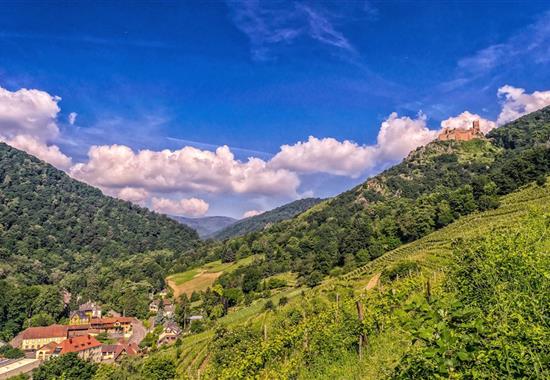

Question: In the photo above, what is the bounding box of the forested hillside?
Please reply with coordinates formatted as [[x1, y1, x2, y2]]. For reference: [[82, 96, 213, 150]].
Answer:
[[212, 197, 322, 240], [205, 106, 550, 292], [0, 143, 201, 339]]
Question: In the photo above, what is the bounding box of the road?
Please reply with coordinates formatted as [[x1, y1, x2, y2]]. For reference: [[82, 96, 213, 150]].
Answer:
[[129, 319, 147, 345]]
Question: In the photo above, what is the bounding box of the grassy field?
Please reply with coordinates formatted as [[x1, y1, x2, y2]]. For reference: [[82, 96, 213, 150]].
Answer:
[[166, 255, 261, 297]]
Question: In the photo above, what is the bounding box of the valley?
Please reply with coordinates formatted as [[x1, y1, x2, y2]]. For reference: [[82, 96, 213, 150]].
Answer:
[[0, 106, 549, 379]]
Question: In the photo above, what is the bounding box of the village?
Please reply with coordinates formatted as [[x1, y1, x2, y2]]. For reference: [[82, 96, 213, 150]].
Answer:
[[0, 292, 201, 379]]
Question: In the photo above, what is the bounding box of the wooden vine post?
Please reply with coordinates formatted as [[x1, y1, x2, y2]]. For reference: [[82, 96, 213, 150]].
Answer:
[[356, 300, 365, 359], [426, 278, 432, 304], [335, 293, 339, 322]]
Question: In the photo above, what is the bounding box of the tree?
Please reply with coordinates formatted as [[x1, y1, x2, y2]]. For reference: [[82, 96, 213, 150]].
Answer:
[[175, 293, 190, 329], [24, 312, 55, 328], [141, 356, 176, 380], [33, 353, 97, 380]]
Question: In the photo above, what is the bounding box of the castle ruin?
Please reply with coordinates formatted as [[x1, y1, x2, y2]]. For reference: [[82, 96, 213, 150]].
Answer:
[[437, 120, 484, 141]]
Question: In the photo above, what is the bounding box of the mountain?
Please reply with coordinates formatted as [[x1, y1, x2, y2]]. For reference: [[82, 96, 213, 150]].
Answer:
[[212, 198, 323, 240], [0, 142, 201, 338], [170, 216, 237, 238]]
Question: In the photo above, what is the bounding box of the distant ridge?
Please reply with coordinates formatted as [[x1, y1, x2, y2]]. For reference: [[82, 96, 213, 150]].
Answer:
[[170, 215, 237, 238], [212, 197, 323, 240]]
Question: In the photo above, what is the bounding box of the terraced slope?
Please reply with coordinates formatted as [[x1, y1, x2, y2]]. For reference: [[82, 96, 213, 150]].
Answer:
[[151, 180, 550, 379]]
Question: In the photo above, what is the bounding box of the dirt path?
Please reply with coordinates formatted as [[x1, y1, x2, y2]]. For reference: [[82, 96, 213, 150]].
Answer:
[[366, 273, 381, 290]]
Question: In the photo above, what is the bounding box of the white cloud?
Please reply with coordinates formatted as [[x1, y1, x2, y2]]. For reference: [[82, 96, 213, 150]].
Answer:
[[68, 112, 78, 125], [3, 134, 72, 169], [270, 136, 376, 177], [70, 144, 300, 197], [0, 86, 72, 169], [243, 209, 263, 218], [375, 112, 437, 162], [151, 197, 209, 217], [116, 187, 149, 205], [270, 112, 437, 177], [441, 111, 496, 134], [0, 86, 61, 140], [497, 85, 550, 125]]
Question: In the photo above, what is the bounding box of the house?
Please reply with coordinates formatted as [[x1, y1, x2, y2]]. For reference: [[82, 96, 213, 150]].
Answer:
[[53, 335, 102, 362], [157, 322, 181, 346], [69, 310, 91, 325], [149, 300, 160, 314], [162, 299, 175, 318], [13, 325, 69, 351], [89, 317, 134, 337], [35, 342, 58, 361], [101, 342, 139, 363], [78, 301, 102, 319]]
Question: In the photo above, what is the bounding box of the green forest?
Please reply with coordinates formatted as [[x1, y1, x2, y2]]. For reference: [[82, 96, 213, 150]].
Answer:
[[0, 142, 202, 339]]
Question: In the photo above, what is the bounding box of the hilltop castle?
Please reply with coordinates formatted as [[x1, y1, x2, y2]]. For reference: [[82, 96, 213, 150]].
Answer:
[[438, 120, 484, 141]]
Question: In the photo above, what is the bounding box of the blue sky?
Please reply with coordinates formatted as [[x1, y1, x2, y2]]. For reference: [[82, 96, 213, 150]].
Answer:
[[1, 1, 550, 218]]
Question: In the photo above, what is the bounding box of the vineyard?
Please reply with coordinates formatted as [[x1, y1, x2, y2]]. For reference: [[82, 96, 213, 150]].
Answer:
[[149, 180, 550, 379]]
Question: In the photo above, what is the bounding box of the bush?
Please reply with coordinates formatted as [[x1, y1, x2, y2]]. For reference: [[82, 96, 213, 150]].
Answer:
[[0, 345, 24, 359], [278, 296, 288, 306], [264, 299, 275, 311]]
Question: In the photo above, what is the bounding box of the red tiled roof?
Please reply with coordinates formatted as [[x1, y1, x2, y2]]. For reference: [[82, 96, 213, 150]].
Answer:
[[37, 341, 58, 353], [58, 335, 101, 354], [101, 344, 118, 353], [90, 317, 133, 325], [20, 325, 68, 340]]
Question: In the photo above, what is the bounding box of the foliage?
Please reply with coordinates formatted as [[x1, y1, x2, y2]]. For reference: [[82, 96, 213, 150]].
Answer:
[[381, 261, 420, 283], [141, 356, 176, 380], [33, 353, 97, 380], [393, 211, 550, 378], [0, 344, 24, 358]]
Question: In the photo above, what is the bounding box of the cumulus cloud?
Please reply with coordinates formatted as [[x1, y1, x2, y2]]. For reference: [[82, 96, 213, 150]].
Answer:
[[270, 112, 437, 178], [116, 187, 149, 205], [4, 134, 72, 169], [497, 85, 550, 125], [0, 86, 72, 169], [70, 144, 300, 197], [151, 197, 209, 217], [270, 136, 376, 178], [375, 112, 437, 162], [243, 209, 263, 218], [68, 112, 78, 125], [441, 111, 496, 134]]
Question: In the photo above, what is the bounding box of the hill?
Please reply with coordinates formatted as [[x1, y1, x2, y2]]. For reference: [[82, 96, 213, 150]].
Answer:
[[212, 197, 322, 240], [201, 107, 550, 291], [103, 179, 550, 379], [0, 142, 201, 339], [170, 215, 237, 238]]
